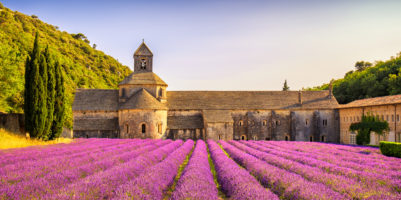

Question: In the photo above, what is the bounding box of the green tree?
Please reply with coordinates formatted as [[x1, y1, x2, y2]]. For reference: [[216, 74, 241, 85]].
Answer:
[[50, 61, 65, 139], [44, 46, 55, 140], [350, 113, 389, 145], [36, 51, 48, 139], [24, 33, 40, 135], [282, 79, 290, 91], [355, 61, 372, 71]]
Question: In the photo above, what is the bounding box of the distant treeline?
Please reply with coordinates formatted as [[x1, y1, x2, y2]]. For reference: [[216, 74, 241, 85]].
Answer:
[[307, 53, 401, 104]]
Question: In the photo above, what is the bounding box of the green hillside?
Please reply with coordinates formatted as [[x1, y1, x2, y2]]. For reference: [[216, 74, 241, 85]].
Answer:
[[308, 53, 401, 104], [0, 3, 131, 128]]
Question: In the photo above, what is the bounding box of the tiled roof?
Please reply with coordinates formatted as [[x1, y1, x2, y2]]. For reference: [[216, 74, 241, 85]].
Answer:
[[72, 89, 118, 111], [340, 94, 401, 108], [134, 42, 153, 56], [203, 110, 233, 123], [118, 72, 167, 86], [166, 90, 338, 110], [120, 88, 167, 110], [73, 118, 118, 130], [167, 115, 204, 129]]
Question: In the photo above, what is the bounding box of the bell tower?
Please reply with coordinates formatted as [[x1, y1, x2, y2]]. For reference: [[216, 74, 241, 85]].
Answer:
[[133, 41, 153, 73]]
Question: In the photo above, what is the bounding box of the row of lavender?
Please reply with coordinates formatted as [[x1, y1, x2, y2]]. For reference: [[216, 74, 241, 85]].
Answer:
[[1, 138, 401, 199], [220, 140, 401, 200]]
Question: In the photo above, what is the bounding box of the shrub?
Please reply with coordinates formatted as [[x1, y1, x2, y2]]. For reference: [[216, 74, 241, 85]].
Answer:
[[379, 141, 401, 158]]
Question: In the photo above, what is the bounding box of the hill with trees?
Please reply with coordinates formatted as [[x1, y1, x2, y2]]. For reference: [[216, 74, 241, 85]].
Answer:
[[307, 53, 401, 104], [0, 3, 131, 128]]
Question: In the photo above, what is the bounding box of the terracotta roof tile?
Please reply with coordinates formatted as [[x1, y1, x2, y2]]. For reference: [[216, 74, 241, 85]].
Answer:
[[167, 115, 204, 129], [119, 72, 167, 86], [72, 89, 118, 111], [120, 88, 167, 110], [340, 94, 401, 108]]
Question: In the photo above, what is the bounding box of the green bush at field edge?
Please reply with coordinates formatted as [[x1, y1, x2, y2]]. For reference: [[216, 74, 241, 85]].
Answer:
[[379, 141, 401, 158]]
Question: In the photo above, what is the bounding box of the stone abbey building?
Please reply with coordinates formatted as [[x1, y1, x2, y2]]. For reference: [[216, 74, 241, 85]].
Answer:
[[73, 42, 341, 142]]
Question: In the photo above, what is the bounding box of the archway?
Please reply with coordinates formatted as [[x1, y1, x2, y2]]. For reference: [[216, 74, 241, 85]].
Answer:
[[240, 135, 247, 140]]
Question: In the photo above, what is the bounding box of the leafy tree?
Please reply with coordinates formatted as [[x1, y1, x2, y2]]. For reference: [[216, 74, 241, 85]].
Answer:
[[282, 79, 290, 91], [0, 4, 131, 128], [349, 113, 389, 145], [308, 53, 401, 104], [50, 61, 65, 140], [355, 61, 372, 71]]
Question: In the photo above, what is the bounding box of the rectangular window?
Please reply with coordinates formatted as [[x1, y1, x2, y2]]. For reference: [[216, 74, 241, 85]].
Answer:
[[398, 115, 400, 122], [357, 116, 360, 121], [350, 133, 356, 145], [158, 123, 162, 134], [386, 115, 389, 121], [392, 115, 394, 122]]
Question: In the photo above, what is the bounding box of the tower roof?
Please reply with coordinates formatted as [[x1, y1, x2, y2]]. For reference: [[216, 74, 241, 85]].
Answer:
[[134, 42, 153, 56], [120, 88, 167, 110], [118, 72, 167, 86]]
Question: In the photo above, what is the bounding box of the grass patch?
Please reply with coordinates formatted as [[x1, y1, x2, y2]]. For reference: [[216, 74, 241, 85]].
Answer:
[[0, 129, 72, 149], [163, 141, 195, 199]]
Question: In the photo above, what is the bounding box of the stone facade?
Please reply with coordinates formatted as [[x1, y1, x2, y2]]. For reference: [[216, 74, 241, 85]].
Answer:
[[72, 42, 341, 142], [339, 95, 401, 145]]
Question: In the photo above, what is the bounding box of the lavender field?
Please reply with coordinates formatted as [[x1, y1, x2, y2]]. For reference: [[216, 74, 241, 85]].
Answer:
[[1, 139, 401, 200]]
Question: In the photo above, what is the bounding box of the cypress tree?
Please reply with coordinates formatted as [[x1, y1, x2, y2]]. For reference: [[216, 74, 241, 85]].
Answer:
[[50, 61, 65, 139], [24, 33, 41, 137], [282, 79, 290, 91], [33, 52, 48, 139], [44, 46, 55, 140]]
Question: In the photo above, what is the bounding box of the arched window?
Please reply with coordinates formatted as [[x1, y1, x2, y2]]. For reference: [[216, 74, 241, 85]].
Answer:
[[321, 135, 326, 142], [158, 123, 162, 134], [140, 58, 147, 69], [253, 135, 257, 140], [159, 88, 163, 97], [218, 135, 223, 140], [239, 120, 243, 126], [309, 136, 313, 142], [262, 120, 267, 126], [305, 119, 309, 126], [285, 135, 289, 141], [141, 124, 146, 134], [240, 135, 247, 140], [121, 88, 126, 97], [125, 124, 129, 134]]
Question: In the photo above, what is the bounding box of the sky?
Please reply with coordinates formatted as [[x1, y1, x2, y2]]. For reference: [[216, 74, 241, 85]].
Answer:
[[3, 0, 401, 91]]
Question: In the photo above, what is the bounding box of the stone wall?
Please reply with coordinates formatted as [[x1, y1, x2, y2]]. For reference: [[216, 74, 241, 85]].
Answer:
[[339, 104, 401, 145], [0, 113, 24, 133], [205, 122, 233, 140], [119, 109, 167, 139]]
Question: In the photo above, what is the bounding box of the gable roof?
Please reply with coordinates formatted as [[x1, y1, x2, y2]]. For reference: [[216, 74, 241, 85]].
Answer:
[[73, 118, 118, 131], [203, 110, 233, 123], [340, 94, 401, 108], [166, 90, 339, 110], [167, 115, 204, 129], [119, 72, 167, 86], [134, 42, 153, 56], [120, 88, 167, 110], [73, 89, 118, 111]]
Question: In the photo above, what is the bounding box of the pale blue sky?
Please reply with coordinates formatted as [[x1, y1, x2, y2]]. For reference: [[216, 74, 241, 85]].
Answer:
[[3, 0, 401, 90]]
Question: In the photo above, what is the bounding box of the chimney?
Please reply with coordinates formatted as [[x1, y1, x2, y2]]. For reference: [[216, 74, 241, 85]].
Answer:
[[328, 80, 333, 99], [298, 90, 302, 105]]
